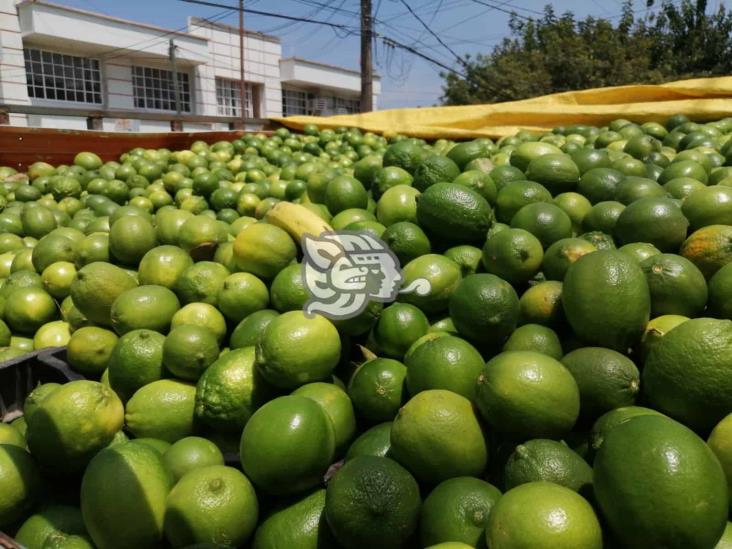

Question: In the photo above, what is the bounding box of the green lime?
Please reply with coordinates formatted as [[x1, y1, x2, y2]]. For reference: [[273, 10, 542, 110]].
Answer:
[[614, 197, 689, 252], [15, 505, 88, 549], [405, 335, 484, 401], [502, 323, 562, 359], [125, 379, 197, 443], [495, 181, 552, 223], [110, 285, 180, 335], [325, 456, 421, 549], [108, 329, 165, 401], [4, 286, 58, 335], [345, 422, 392, 461], [293, 382, 356, 456], [420, 477, 501, 549], [81, 442, 172, 548], [163, 324, 220, 381], [483, 228, 543, 284], [413, 154, 460, 191], [269, 263, 307, 313], [175, 261, 229, 305], [230, 309, 279, 349], [417, 183, 494, 244], [486, 481, 602, 549], [137, 245, 193, 289], [504, 438, 592, 493], [109, 215, 156, 266], [348, 358, 407, 422], [594, 415, 727, 548], [70, 262, 137, 326], [26, 380, 123, 472], [33, 320, 71, 349], [449, 274, 519, 347], [164, 465, 258, 548], [476, 351, 580, 440], [381, 221, 432, 265], [400, 254, 462, 314], [370, 302, 429, 359], [0, 445, 41, 529], [376, 185, 420, 226], [390, 389, 487, 484], [240, 395, 335, 495], [161, 436, 224, 483], [233, 223, 296, 279], [256, 311, 341, 389], [640, 253, 708, 317], [41, 261, 76, 299], [170, 302, 227, 344]]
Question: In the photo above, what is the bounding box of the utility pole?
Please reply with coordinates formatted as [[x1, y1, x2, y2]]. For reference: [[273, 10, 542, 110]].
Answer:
[[169, 39, 182, 131], [238, 0, 246, 126], [360, 0, 373, 112]]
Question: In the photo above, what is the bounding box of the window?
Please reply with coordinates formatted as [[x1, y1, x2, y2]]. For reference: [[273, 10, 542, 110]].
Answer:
[[216, 78, 254, 117], [282, 88, 310, 116], [335, 96, 360, 114], [132, 66, 191, 112], [23, 48, 102, 104]]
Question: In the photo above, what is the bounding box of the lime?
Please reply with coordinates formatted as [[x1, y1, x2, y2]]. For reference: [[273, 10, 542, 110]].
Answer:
[[486, 481, 602, 549], [681, 224, 732, 279], [444, 245, 484, 277], [217, 272, 269, 322], [70, 262, 137, 326], [405, 335, 484, 401], [26, 380, 124, 472], [413, 154, 460, 191], [293, 382, 356, 455], [269, 263, 307, 313], [640, 253, 708, 317], [476, 351, 580, 440], [541, 238, 596, 280], [110, 285, 180, 335], [233, 223, 296, 279], [108, 329, 165, 401], [400, 254, 462, 314], [14, 505, 88, 549], [482, 228, 543, 284], [33, 320, 71, 349], [417, 183, 494, 244], [161, 436, 224, 483], [381, 221, 432, 265], [4, 286, 58, 335], [252, 489, 336, 549], [502, 323, 562, 359], [125, 379, 197, 443], [504, 439, 592, 493], [553, 192, 592, 233], [240, 395, 335, 495], [390, 390, 487, 484], [256, 311, 341, 389], [376, 184, 420, 226], [137, 245, 193, 289], [614, 197, 689, 252], [163, 324, 220, 381], [177, 214, 227, 252], [81, 442, 172, 549], [109, 215, 156, 266], [594, 415, 727, 548], [171, 302, 227, 343], [40, 261, 76, 299], [230, 309, 279, 349], [709, 262, 732, 319], [325, 456, 421, 549], [561, 346, 640, 421], [420, 477, 501, 549], [495, 180, 552, 223], [195, 347, 275, 433], [345, 422, 393, 461], [370, 302, 430, 359], [348, 357, 407, 422], [164, 465, 258, 548], [175, 261, 229, 305], [449, 274, 519, 347], [0, 445, 41, 529]]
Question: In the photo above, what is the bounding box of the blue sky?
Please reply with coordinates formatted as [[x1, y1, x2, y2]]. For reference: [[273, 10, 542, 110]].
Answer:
[[57, 0, 655, 109]]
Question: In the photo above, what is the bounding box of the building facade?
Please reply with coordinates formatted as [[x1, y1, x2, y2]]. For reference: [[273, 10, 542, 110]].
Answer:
[[0, 0, 380, 131]]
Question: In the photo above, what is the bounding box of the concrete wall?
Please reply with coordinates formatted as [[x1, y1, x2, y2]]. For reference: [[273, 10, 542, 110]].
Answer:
[[27, 114, 86, 129], [187, 18, 283, 118], [0, 0, 30, 125]]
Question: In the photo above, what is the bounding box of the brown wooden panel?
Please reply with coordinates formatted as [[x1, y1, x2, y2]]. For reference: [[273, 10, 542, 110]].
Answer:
[[0, 127, 270, 170]]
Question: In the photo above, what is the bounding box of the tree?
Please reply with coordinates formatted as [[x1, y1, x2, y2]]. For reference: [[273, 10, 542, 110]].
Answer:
[[440, 0, 732, 105]]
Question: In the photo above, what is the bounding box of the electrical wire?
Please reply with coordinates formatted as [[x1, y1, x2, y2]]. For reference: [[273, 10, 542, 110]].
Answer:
[[397, 0, 467, 66]]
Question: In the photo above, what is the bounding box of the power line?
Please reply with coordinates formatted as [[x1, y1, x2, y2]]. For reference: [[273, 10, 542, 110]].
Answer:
[[398, 0, 467, 66]]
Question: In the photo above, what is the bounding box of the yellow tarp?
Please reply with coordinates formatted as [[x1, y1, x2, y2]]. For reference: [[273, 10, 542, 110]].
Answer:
[[273, 76, 732, 140]]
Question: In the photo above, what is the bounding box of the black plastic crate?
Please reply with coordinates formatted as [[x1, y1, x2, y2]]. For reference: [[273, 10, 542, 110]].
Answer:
[[0, 347, 83, 423]]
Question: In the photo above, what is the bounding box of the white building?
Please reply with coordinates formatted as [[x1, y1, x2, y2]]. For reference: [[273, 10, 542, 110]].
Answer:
[[0, 0, 380, 131]]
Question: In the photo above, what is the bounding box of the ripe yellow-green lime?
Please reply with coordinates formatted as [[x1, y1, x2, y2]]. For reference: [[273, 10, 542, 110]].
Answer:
[[486, 481, 602, 549], [233, 223, 296, 279], [162, 324, 220, 381], [125, 379, 197, 443], [256, 311, 341, 389], [390, 389, 487, 484], [66, 326, 119, 378], [0, 445, 41, 529], [162, 436, 224, 482], [164, 465, 259, 548]]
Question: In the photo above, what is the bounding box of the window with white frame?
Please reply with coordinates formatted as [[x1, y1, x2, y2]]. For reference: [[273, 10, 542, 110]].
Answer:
[[335, 96, 360, 114], [132, 66, 191, 112], [23, 48, 102, 104], [282, 88, 311, 116], [216, 78, 254, 117]]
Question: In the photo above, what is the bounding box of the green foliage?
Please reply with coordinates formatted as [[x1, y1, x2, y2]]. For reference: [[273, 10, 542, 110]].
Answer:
[[441, 0, 732, 105]]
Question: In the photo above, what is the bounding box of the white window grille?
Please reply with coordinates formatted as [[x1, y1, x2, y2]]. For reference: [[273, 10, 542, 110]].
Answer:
[[23, 48, 102, 104], [282, 88, 310, 116], [336, 96, 360, 114], [132, 66, 191, 112], [216, 78, 253, 117]]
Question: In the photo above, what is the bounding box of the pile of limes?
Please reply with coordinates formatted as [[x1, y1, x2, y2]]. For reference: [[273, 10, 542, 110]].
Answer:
[[0, 116, 732, 548]]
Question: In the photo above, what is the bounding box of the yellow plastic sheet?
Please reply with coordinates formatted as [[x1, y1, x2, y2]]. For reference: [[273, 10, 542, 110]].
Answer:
[[273, 76, 732, 140]]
